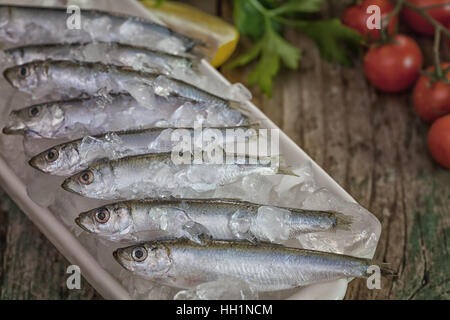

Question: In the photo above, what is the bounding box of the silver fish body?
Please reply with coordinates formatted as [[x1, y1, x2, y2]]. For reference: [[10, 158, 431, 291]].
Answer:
[[3, 60, 232, 108], [4, 43, 195, 78], [61, 153, 278, 200], [113, 239, 376, 291], [0, 5, 197, 54], [2, 94, 248, 139], [76, 198, 352, 242], [29, 126, 257, 176]]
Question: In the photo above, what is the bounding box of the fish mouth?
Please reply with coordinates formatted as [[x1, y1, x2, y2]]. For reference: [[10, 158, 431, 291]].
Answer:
[[61, 179, 71, 191], [113, 248, 134, 269], [2, 126, 25, 135], [112, 249, 124, 267], [2, 115, 26, 135], [28, 157, 40, 170], [61, 179, 81, 195], [3, 68, 14, 88], [74, 217, 91, 232]]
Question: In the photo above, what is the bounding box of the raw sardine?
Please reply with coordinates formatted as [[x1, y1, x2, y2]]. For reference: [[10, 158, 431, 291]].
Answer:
[[3, 43, 195, 77], [113, 239, 391, 291], [75, 198, 352, 242], [2, 94, 248, 139], [0, 5, 198, 54], [29, 126, 257, 176], [61, 153, 279, 200], [3, 60, 234, 107]]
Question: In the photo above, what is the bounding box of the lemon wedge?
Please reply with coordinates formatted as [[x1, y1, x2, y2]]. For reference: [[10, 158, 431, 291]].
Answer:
[[139, 0, 239, 67]]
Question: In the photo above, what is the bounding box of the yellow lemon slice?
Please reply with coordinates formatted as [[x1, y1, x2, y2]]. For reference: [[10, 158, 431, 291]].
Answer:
[[139, 0, 239, 67]]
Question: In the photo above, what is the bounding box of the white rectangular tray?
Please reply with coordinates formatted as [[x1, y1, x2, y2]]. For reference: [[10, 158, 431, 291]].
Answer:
[[0, 0, 376, 300]]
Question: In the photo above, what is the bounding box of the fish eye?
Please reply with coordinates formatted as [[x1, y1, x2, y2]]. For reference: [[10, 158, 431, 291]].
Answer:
[[44, 148, 59, 163], [132, 247, 147, 262], [78, 170, 94, 185], [18, 66, 29, 78], [28, 106, 40, 118], [95, 208, 110, 224]]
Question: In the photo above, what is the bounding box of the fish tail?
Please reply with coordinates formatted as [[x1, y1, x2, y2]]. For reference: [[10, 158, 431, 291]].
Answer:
[[364, 262, 397, 278], [333, 212, 353, 231]]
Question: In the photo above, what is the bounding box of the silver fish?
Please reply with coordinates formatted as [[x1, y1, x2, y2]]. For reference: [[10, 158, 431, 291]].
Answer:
[[3, 42, 195, 77], [75, 198, 352, 242], [0, 5, 198, 54], [113, 239, 391, 291], [29, 126, 257, 176], [2, 94, 248, 139], [3, 60, 233, 108], [61, 153, 279, 200]]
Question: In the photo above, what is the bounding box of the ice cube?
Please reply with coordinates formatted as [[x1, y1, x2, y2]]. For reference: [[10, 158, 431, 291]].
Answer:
[[228, 209, 253, 240], [297, 188, 381, 258], [120, 80, 157, 109], [120, 271, 176, 300], [251, 206, 291, 243]]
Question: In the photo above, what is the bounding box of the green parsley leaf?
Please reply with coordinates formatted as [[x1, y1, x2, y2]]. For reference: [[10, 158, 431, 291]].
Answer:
[[153, 0, 165, 7], [271, 0, 326, 15], [226, 41, 264, 69], [295, 19, 362, 66], [246, 21, 301, 96], [233, 0, 283, 40], [229, 0, 361, 96]]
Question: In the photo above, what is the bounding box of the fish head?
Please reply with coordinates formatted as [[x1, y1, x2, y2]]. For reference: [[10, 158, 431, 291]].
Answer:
[[3, 103, 64, 137], [29, 142, 80, 175], [62, 164, 112, 198], [3, 61, 46, 90], [113, 243, 172, 276], [76, 203, 132, 237]]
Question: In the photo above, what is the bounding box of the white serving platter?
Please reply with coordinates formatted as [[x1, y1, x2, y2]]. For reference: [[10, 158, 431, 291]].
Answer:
[[0, 0, 379, 300]]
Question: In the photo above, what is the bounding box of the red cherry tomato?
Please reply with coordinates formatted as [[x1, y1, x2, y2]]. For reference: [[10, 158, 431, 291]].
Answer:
[[402, 0, 450, 35], [413, 63, 450, 122], [342, 0, 398, 39], [364, 34, 423, 92], [428, 114, 450, 168]]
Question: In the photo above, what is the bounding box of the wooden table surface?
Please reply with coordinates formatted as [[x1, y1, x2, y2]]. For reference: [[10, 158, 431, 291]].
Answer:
[[0, 0, 448, 300]]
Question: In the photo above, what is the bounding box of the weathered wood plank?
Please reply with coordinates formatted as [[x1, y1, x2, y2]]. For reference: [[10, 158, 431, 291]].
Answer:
[[0, 190, 101, 299]]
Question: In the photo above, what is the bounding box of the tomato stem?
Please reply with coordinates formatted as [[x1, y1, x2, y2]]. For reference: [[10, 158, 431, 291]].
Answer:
[[374, 0, 404, 42], [402, 1, 450, 38], [399, 1, 450, 82], [434, 28, 443, 79], [383, 0, 404, 26]]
